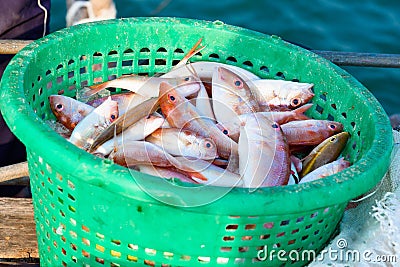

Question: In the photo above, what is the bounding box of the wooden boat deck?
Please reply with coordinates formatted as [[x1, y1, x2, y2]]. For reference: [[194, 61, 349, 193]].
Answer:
[[0, 197, 39, 266]]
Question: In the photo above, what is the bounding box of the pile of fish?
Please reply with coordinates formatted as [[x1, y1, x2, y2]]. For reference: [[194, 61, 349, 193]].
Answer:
[[48, 41, 351, 188]]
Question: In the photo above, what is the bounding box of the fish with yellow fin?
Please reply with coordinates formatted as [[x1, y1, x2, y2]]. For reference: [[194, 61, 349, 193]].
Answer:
[[300, 132, 350, 177]]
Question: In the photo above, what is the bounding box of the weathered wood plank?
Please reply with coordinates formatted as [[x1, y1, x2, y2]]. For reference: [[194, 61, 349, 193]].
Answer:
[[0, 262, 39, 266], [0, 40, 32, 55], [0, 198, 38, 260], [0, 162, 29, 184]]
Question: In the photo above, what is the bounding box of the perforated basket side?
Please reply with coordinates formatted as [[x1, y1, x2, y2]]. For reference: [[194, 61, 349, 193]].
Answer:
[[28, 149, 346, 266]]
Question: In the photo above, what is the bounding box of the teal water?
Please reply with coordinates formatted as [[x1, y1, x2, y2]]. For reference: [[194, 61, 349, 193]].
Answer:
[[50, 0, 400, 116]]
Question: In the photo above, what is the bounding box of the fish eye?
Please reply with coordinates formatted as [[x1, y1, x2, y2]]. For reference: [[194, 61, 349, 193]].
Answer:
[[291, 98, 301, 107], [110, 114, 116, 120], [272, 123, 279, 129], [168, 94, 176, 102], [329, 124, 336, 129], [56, 103, 63, 110], [330, 137, 336, 142], [205, 142, 212, 148], [184, 77, 190, 81], [223, 129, 229, 135], [234, 79, 243, 88]]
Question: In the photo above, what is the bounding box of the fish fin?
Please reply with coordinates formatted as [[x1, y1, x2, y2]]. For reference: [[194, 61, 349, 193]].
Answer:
[[293, 104, 313, 120], [85, 81, 109, 97], [211, 158, 229, 166], [112, 124, 118, 155], [188, 171, 208, 181], [185, 61, 201, 80], [226, 151, 239, 174], [172, 37, 206, 70]]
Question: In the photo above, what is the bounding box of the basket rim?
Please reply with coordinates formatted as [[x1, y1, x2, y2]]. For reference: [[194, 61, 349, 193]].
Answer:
[[0, 17, 393, 215]]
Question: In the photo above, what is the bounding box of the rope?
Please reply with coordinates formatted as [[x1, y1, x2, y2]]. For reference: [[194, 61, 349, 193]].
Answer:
[[349, 142, 400, 203], [37, 0, 48, 37], [151, 0, 173, 15]]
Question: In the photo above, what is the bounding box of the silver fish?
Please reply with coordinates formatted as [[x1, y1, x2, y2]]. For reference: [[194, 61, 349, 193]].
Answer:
[[94, 113, 165, 156], [69, 96, 119, 150], [299, 158, 351, 184]]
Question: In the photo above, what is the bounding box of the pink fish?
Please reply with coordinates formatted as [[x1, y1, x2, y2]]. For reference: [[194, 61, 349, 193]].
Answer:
[[239, 114, 290, 188], [135, 164, 197, 184], [174, 157, 243, 187], [111, 141, 181, 169], [249, 79, 314, 111], [158, 81, 238, 161], [212, 66, 260, 124], [49, 95, 94, 130], [281, 120, 343, 146], [299, 158, 351, 184], [87, 74, 200, 98], [146, 128, 218, 160], [217, 104, 313, 142]]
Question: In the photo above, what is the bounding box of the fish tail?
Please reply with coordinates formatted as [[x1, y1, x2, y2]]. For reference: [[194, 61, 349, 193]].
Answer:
[[226, 151, 239, 174]]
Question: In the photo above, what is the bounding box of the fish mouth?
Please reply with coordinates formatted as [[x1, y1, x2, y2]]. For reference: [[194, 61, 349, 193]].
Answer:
[[304, 83, 315, 91], [301, 84, 315, 105], [216, 66, 224, 81], [216, 66, 230, 82], [303, 83, 315, 96]]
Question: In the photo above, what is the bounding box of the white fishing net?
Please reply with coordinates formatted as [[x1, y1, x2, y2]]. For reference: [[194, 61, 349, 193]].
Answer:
[[309, 130, 400, 266]]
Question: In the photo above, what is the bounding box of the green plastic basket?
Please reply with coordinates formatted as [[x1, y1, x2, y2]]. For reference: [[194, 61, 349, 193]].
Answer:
[[0, 17, 393, 266]]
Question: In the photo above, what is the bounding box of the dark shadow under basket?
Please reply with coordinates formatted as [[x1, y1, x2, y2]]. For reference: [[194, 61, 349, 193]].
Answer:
[[0, 17, 393, 266]]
